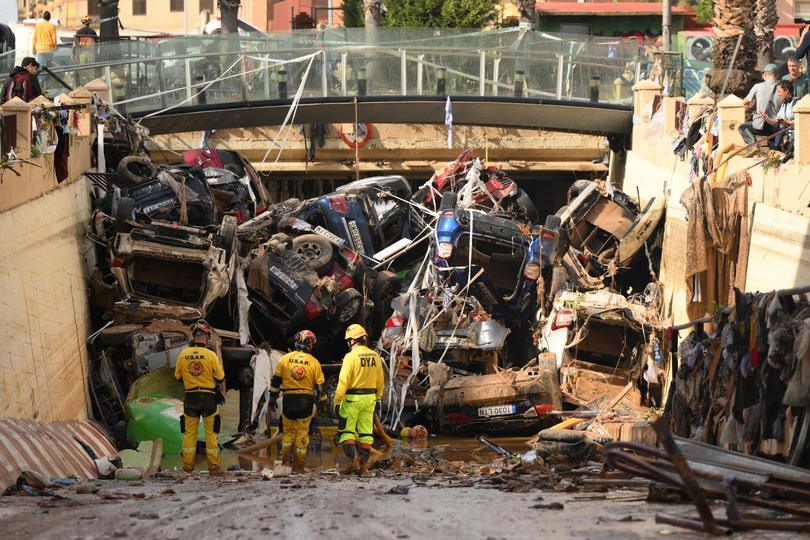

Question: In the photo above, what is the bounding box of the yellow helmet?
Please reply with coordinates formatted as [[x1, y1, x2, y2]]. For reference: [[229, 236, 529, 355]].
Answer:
[[344, 324, 368, 341], [81, 15, 93, 25]]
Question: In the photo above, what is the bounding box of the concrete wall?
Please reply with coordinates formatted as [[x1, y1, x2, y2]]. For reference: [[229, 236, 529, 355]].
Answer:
[[0, 91, 98, 421], [149, 123, 609, 175], [0, 175, 94, 421], [624, 85, 810, 325]]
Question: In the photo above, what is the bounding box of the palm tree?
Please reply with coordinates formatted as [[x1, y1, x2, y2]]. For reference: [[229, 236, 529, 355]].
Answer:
[[754, 0, 778, 68], [220, 0, 240, 33], [708, 0, 757, 96]]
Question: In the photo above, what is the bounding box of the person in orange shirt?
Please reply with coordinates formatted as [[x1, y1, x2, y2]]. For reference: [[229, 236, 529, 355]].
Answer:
[[32, 11, 57, 67]]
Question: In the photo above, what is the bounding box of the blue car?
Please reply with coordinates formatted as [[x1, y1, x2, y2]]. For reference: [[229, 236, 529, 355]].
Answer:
[[433, 193, 541, 320], [294, 175, 413, 262]]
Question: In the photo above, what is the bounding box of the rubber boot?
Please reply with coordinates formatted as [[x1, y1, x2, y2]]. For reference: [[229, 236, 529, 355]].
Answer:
[[182, 465, 195, 474], [280, 444, 293, 467], [340, 441, 359, 474], [292, 450, 308, 475], [358, 446, 370, 476], [208, 464, 223, 477]]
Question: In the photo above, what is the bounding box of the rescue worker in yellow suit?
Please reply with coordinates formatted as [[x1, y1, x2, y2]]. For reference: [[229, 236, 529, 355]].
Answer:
[[174, 320, 226, 475], [269, 330, 327, 474], [334, 324, 385, 475]]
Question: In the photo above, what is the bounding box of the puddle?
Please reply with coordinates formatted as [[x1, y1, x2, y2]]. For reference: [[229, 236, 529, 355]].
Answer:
[[160, 427, 531, 473]]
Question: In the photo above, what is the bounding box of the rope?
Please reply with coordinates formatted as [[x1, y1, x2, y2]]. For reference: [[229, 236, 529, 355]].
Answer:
[[259, 53, 318, 168]]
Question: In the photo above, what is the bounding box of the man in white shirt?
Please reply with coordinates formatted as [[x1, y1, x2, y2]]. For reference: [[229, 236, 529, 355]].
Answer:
[[739, 64, 781, 145]]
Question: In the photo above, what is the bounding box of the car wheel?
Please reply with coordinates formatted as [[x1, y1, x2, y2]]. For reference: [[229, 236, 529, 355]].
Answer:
[[292, 234, 334, 275], [114, 196, 135, 223], [567, 180, 592, 203], [218, 215, 238, 259], [117, 155, 156, 185], [372, 272, 400, 325], [509, 189, 539, 224], [336, 288, 363, 323], [96, 323, 143, 346]]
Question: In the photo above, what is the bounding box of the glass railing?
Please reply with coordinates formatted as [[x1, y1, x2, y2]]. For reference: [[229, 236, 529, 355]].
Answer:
[[37, 27, 645, 114]]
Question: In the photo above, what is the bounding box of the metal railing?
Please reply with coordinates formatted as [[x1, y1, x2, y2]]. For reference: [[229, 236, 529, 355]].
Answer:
[[37, 27, 645, 116]]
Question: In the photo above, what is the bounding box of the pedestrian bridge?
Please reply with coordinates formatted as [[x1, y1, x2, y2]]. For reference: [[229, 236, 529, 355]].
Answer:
[[40, 27, 639, 137]]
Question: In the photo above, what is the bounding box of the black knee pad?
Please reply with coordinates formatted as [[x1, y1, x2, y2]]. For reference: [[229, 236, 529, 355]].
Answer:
[[213, 414, 222, 434], [180, 416, 185, 433]]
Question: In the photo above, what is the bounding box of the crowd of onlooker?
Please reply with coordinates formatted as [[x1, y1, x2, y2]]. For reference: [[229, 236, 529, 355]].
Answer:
[[736, 27, 810, 152]]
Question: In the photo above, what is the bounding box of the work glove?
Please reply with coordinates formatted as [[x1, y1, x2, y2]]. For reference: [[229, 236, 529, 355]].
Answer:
[[268, 397, 278, 412], [247, 419, 259, 433], [215, 387, 226, 405], [375, 400, 381, 415]]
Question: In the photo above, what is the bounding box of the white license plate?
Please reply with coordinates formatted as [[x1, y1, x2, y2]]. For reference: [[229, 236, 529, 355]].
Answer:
[[346, 220, 366, 254], [269, 265, 299, 291], [478, 404, 517, 417], [314, 226, 345, 246]]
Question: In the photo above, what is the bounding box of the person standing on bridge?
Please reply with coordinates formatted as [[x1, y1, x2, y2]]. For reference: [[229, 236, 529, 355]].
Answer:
[[175, 320, 226, 475], [73, 16, 98, 65], [32, 11, 57, 67], [267, 330, 327, 474], [334, 324, 385, 475]]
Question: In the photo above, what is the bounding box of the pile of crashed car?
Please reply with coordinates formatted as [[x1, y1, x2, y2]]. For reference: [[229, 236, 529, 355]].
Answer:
[[85, 143, 667, 448]]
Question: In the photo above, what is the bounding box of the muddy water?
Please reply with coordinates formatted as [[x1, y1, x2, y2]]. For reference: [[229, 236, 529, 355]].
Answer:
[[162, 430, 532, 473], [161, 391, 531, 472]]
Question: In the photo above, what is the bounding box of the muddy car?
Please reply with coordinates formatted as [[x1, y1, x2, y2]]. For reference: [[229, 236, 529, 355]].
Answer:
[[94, 214, 238, 318], [113, 165, 218, 228], [294, 175, 414, 263], [423, 360, 562, 436], [412, 149, 539, 227], [382, 293, 512, 372], [434, 193, 540, 320], [184, 142, 271, 223], [538, 289, 666, 408], [554, 180, 664, 284], [245, 234, 368, 355]]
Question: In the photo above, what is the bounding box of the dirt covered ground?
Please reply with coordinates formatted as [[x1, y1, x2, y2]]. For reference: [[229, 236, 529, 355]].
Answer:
[[0, 474, 720, 540], [0, 455, 802, 540]]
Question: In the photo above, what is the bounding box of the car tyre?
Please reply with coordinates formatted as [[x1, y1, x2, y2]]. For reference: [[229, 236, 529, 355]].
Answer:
[[117, 155, 156, 185], [292, 234, 334, 275], [336, 288, 363, 324], [218, 215, 238, 259], [509, 189, 539, 224], [567, 180, 592, 203]]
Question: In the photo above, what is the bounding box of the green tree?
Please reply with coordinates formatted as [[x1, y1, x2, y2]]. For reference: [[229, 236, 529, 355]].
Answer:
[[694, 0, 714, 24], [381, 0, 498, 28], [342, 0, 365, 27]]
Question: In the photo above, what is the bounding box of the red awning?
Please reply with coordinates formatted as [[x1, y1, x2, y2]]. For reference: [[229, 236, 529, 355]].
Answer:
[[536, 2, 693, 16]]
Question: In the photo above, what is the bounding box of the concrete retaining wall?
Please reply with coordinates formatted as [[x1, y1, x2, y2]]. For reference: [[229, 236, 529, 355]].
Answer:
[[0, 175, 94, 420]]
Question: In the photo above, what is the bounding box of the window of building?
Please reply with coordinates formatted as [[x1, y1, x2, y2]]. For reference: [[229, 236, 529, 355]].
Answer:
[[200, 0, 214, 13], [133, 0, 146, 16], [170, 0, 184, 12]]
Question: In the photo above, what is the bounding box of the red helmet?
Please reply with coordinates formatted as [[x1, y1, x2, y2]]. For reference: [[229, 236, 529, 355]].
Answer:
[[190, 320, 212, 337], [294, 329, 317, 351]]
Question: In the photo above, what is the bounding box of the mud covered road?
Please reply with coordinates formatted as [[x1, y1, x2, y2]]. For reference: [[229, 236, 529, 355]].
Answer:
[[0, 474, 798, 540]]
